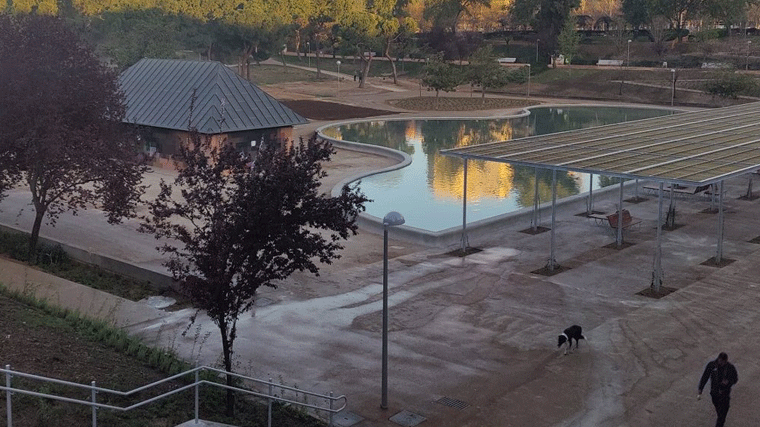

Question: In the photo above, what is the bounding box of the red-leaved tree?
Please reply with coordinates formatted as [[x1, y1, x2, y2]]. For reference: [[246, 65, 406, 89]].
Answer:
[[0, 14, 145, 255], [140, 131, 369, 415]]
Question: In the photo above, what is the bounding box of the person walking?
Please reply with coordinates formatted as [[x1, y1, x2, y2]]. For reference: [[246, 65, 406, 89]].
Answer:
[[698, 352, 738, 427]]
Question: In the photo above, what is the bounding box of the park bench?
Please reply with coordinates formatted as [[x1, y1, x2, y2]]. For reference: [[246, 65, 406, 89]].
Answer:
[[606, 209, 641, 230], [597, 59, 623, 66], [701, 62, 731, 69], [497, 57, 517, 63], [587, 209, 641, 231], [642, 183, 710, 198]]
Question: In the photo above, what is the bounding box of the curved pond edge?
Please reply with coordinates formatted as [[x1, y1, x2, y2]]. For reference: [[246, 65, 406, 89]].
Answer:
[[316, 104, 678, 248]]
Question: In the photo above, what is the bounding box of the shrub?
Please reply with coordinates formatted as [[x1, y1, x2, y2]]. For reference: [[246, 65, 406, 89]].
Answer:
[[704, 71, 757, 98], [0, 230, 32, 261], [693, 28, 727, 42]]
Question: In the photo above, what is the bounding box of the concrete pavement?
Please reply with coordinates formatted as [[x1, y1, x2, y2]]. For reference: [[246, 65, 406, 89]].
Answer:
[[2, 75, 760, 426], [3, 172, 760, 427]]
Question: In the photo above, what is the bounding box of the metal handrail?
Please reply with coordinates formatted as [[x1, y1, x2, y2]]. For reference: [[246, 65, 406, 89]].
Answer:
[[2, 364, 347, 427]]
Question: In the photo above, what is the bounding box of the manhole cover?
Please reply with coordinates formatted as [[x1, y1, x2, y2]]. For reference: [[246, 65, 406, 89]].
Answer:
[[389, 410, 426, 426], [435, 396, 469, 409], [333, 410, 364, 427]]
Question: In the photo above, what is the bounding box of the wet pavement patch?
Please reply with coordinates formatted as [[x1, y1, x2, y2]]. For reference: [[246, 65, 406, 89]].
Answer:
[[390, 410, 427, 426], [142, 295, 176, 309], [254, 297, 276, 307]]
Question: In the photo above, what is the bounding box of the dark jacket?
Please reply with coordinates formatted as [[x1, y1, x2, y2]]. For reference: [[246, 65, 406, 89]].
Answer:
[[699, 360, 738, 397]]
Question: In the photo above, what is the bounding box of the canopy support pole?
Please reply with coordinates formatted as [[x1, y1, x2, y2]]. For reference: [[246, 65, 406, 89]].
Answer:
[[616, 180, 624, 247], [651, 183, 664, 293], [531, 168, 539, 231], [461, 159, 469, 253], [549, 169, 558, 271], [667, 183, 676, 228], [746, 175, 753, 199], [716, 180, 725, 263], [710, 183, 717, 211], [634, 179, 640, 200], [587, 174, 594, 215]]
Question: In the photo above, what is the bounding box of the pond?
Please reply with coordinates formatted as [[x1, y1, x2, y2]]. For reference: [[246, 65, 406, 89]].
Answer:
[[319, 106, 675, 232]]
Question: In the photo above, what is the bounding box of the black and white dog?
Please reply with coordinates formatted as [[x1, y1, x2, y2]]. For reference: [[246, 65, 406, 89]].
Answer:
[[557, 325, 585, 355]]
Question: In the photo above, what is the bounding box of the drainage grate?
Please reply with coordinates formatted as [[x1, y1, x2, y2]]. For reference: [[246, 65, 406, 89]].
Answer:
[[435, 396, 469, 409]]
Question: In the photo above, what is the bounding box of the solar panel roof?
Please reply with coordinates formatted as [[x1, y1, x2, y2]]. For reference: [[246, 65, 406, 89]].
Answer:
[[441, 102, 760, 185]]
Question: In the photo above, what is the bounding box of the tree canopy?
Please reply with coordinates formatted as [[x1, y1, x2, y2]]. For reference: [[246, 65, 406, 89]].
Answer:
[[422, 54, 463, 103], [648, 0, 701, 39], [467, 45, 515, 99], [0, 14, 145, 255], [509, 0, 581, 53], [557, 13, 581, 64], [140, 131, 368, 415]]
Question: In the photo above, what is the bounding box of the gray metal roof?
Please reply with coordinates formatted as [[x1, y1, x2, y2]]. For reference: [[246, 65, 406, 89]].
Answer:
[[441, 102, 760, 186], [119, 58, 307, 134]]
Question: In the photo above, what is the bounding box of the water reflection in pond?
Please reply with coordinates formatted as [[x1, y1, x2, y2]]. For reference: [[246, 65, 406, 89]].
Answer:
[[321, 106, 674, 232]]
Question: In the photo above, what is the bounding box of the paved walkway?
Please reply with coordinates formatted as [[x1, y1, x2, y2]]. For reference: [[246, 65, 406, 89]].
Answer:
[[2, 76, 760, 426], [3, 175, 760, 427]]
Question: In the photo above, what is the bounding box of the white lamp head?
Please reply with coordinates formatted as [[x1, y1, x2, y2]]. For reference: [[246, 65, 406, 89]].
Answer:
[[383, 211, 405, 227]]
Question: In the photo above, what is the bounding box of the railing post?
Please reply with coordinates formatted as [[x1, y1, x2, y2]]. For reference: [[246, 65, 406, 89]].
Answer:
[[329, 391, 334, 427], [91, 380, 97, 427], [194, 368, 199, 424], [267, 378, 273, 427], [6, 365, 12, 427]]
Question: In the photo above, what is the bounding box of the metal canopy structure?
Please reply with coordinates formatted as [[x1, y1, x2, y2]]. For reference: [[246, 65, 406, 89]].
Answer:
[[441, 102, 760, 186], [440, 102, 760, 292]]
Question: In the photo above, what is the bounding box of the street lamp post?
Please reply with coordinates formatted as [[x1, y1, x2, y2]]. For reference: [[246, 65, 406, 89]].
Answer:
[[336, 60, 341, 93], [526, 64, 531, 97], [536, 39, 540, 63], [747, 40, 752, 71], [381, 211, 405, 410], [671, 68, 676, 106], [306, 41, 310, 68], [627, 39, 631, 67]]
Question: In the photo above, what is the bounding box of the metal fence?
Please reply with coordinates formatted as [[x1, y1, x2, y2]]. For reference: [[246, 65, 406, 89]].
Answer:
[[1, 364, 347, 427]]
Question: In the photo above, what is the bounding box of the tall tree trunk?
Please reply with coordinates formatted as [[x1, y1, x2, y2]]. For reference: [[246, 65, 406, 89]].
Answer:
[[220, 323, 235, 417], [239, 43, 255, 79], [29, 206, 45, 260], [359, 55, 373, 89], [316, 45, 322, 78], [384, 40, 398, 85]]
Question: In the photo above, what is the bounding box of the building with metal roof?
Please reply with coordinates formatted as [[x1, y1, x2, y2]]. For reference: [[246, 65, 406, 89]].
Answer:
[[119, 58, 307, 165]]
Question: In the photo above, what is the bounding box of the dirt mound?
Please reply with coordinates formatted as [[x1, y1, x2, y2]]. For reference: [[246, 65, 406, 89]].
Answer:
[[281, 99, 396, 120]]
